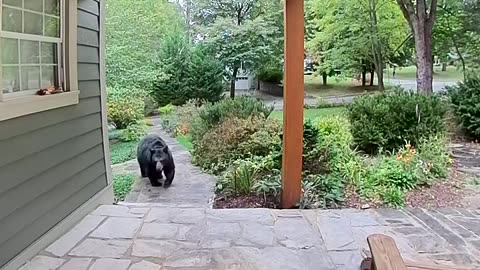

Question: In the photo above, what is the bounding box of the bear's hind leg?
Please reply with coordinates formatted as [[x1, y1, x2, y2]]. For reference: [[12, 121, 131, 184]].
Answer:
[[140, 166, 147, 178]]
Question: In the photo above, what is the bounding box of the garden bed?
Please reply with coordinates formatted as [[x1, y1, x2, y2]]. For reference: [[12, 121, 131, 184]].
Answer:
[[158, 90, 476, 210]]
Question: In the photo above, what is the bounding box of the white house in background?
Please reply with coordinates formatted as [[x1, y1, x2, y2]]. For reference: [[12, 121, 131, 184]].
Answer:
[[235, 69, 256, 90]]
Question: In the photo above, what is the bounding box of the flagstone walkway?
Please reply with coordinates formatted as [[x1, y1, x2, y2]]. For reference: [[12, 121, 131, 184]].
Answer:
[[20, 204, 480, 270], [111, 117, 216, 206]]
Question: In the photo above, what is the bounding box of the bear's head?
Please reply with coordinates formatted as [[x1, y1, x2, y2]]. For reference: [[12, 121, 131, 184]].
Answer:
[[150, 146, 169, 172]]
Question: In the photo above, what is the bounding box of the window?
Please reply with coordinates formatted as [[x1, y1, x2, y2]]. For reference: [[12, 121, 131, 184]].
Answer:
[[0, 0, 78, 121]]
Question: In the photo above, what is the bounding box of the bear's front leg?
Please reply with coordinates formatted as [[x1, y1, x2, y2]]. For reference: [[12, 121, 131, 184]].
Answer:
[[148, 175, 163, 187], [163, 168, 175, 188]]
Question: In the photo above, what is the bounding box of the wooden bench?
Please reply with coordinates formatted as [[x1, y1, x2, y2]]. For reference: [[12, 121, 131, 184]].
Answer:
[[361, 234, 478, 270]]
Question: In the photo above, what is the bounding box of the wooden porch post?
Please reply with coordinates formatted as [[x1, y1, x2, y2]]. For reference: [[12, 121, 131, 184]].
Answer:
[[281, 0, 304, 209]]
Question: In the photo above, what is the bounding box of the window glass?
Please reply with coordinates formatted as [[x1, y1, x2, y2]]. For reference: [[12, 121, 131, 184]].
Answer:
[[45, 0, 60, 16], [3, 0, 22, 7], [41, 42, 57, 64], [2, 7, 22, 33], [45, 16, 60, 37], [2, 67, 20, 93], [20, 40, 40, 64], [24, 0, 43, 12], [1, 38, 19, 65], [24, 11, 43, 35], [21, 66, 41, 90]]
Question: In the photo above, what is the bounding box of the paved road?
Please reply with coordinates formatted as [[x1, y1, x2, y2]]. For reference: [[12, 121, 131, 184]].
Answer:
[[386, 79, 457, 93], [236, 79, 458, 110]]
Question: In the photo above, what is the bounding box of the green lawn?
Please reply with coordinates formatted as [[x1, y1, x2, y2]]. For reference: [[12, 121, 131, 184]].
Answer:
[[270, 107, 347, 121], [385, 65, 464, 81], [304, 75, 385, 98]]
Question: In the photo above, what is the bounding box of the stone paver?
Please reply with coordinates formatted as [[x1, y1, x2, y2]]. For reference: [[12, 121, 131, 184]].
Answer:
[[112, 117, 216, 206], [46, 215, 105, 257], [90, 217, 142, 239], [89, 259, 131, 270], [20, 204, 480, 269], [58, 258, 92, 270]]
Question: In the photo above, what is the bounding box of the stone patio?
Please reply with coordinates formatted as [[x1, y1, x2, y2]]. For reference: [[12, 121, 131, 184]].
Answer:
[[19, 204, 480, 269]]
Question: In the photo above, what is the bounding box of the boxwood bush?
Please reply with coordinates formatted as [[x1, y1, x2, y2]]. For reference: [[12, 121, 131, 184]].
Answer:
[[447, 75, 480, 138], [347, 88, 447, 153]]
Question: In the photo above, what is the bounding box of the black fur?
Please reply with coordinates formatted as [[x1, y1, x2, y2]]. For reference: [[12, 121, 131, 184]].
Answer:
[[137, 134, 175, 187]]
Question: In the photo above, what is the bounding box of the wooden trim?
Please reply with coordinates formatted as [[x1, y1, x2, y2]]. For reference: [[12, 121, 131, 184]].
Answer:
[[0, 91, 79, 121], [65, 0, 78, 92], [281, 0, 304, 208], [0, 184, 114, 270], [99, 0, 113, 185], [0, 0, 4, 102]]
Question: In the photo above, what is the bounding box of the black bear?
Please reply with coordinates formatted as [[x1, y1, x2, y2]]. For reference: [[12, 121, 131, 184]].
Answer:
[[137, 134, 175, 187]]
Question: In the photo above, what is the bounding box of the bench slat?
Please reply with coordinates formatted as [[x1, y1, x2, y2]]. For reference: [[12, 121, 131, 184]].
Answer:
[[367, 234, 408, 270]]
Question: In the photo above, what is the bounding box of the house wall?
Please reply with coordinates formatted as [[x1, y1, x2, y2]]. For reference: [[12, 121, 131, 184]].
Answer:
[[0, 0, 109, 267]]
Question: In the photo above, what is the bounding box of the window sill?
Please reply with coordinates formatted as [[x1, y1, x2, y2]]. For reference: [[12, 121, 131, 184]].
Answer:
[[0, 91, 79, 122]]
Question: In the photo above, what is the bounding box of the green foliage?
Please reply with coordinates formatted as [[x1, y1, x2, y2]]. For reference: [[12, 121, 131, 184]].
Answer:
[[306, 0, 409, 79], [110, 141, 138, 165], [176, 135, 193, 151], [113, 174, 136, 201], [159, 104, 175, 115], [256, 59, 283, 83], [198, 0, 284, 92], [107, 87, 146, 129], [348, 89, 448, 153], [161, 99, 206, 136], [448, 75, 480, 138], [417, 136, 452, 180], [219, 159, 259, 196], [191, 97, 274, 142], [106, 0, 183, 90], [382, 186, 405, 208], [152, 33, 225, 106], [120, 123, 148, 142], [192, 116, 282, 173], [300, 174, 345, 209]]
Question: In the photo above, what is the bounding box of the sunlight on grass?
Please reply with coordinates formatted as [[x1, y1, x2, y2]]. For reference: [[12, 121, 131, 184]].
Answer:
[[385, 65, 464, 81], [304, 75, 383, 98], [177, 135, 193, 150], [270, 107, 347, 121]]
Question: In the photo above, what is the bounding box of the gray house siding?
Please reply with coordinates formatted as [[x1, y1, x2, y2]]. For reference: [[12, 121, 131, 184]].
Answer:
[[0, 0, 108, 267]]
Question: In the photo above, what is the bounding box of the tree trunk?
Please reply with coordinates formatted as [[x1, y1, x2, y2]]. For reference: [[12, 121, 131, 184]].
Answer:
[[322, 72, 328, 86], [396, 0, 438, 94], [362, 69, 366, 86], [368, 0, 385, 91], [441, 62, 447, 71], [370, 70, 375, 86], [230, 67, 239, 99], [414, 30, 434, 93]]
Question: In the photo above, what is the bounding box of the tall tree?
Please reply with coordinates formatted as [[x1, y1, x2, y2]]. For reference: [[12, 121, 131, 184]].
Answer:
[[196, 0, 283, 99], [105, 0, 184, 90], [396, 0, 439, 93]]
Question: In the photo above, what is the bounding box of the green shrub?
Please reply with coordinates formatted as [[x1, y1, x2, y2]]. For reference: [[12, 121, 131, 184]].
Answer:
[[417, 135, 452, 181], [257, 60, 283, 83], [160, 99, 206, 137], [218, 159, 259, 196], [191, 97, 274, 142], [447, 75, 480, 138], [300, 174, 345, 208], [120, 123, 147, 142], [107, 87, 146, 129], [382, 186, 405, 208], [113, 174, 136, 201], [192, 116, 282, 173], [152, 33, 225, 106], [348, 88, 447, 153], [144, 96, 159, 116]]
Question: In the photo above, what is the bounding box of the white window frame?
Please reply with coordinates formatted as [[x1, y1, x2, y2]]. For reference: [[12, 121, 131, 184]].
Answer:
[[0, 0, 78, 122]]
